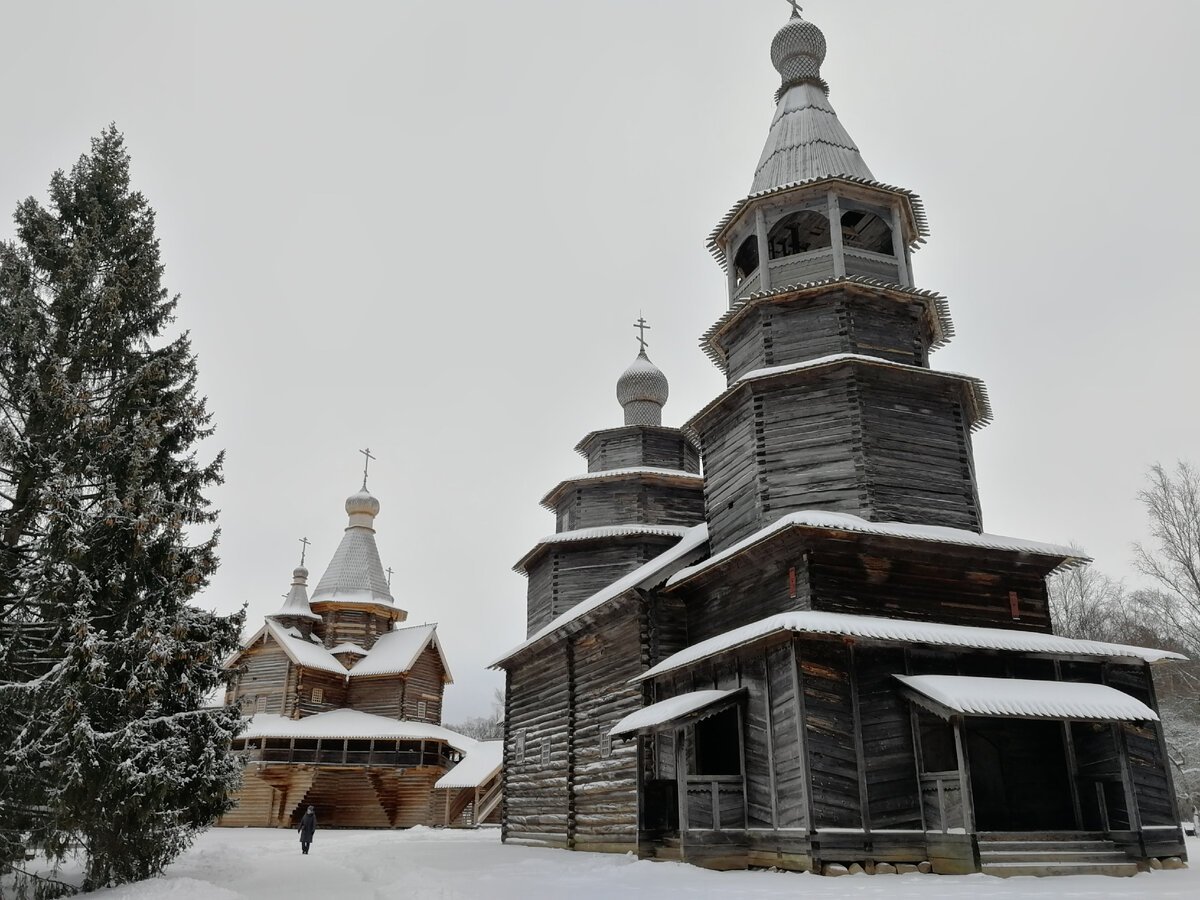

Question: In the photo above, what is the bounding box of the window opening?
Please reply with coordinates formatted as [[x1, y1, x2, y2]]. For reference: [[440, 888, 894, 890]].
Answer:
[[733, 235, 759, 284], [311, 687, 324, 704], [840, 209, 893, 254], [767, 210, 831, 259]]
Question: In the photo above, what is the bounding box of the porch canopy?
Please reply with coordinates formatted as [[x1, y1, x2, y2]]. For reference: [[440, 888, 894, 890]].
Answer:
[[895, 674, 1159, 723], [610, 688, 744, 738]]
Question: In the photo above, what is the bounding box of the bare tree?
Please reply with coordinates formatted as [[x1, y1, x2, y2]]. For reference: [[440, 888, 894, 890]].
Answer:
[[1047, 553, 1131, 641], [1134, 461, 1200, 652]]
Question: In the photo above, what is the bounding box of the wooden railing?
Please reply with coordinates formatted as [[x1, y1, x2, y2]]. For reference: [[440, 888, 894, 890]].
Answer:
[[684, 776, 745, 832], [235, 737, 459, 769], [920, 771, 965, 832]]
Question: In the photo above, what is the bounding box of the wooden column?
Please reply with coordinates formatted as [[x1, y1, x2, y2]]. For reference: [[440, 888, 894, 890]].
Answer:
[[727, 242, 739, 301], [827, 193, 846, 278], [952, 719, 975, 833], [890, 205, 911, 286], [755, 208, 771, 291]]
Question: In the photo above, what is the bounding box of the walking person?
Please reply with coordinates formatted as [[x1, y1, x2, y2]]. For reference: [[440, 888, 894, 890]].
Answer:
[[298, 805, 316, 855]]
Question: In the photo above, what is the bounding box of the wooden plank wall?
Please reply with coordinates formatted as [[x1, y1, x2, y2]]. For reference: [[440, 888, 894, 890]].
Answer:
[[856, 370, 981, 531], [808, 542, 1054, 632], [401, 646, 447, 722], [854, 646, 921, 828], [581, 427, 700, 474], [294, 669, 349, 718], [317, 607, 393, 651], [720, 291, 928, 384], [698, 402, 761, 554], [683, 548, 810, 644], [228, 640, 292, 714], [800, 640, 862, 828], [1107, 663, 1178, 827], [347, 673, 405, 718], [505, 645, 571, 847], [570, 613, 644, 851], [554, 481, 705, 533]]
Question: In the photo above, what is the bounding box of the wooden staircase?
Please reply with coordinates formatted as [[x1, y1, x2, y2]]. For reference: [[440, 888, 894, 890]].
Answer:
[[978, 833, 1138, 877]]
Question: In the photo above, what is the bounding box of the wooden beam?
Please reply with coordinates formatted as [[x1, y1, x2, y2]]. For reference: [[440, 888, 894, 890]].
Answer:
[[755, 208, 771, 291], [827, 193, 846, 278]]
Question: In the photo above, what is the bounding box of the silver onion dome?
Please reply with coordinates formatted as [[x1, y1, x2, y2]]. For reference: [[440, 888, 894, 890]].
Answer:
[[617, 350, 669, 426], [770, 11, 827, 88], [345, 488, 380, 518]]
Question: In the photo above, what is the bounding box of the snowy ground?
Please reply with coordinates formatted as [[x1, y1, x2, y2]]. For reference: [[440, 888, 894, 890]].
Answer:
[[48, 828, 1200, 899]]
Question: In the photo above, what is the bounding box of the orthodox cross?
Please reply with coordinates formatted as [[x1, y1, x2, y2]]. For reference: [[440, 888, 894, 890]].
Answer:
[[386, 566, 394, 587], [786, 0, 802, 16], [633, 315, 650, 353], [359, 447, 376, 489], [299, 536, 311, 566]]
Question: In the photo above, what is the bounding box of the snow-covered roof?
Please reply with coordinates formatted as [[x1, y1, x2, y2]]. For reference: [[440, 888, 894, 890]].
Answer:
[[667, 511, 1084, 589], [435, 741, 502, 789], [539, 468, 702, 510], [270, 567, 322, 621], [241, 709, 477, 752], [494, 524, 710, 667], [513, 523, 694, 574], [687, 353, 992, 434], [634, 610, 1184, 683], [262, 620, 347, 676], [895, 674, 1159, 722], [610, 689, 741, 737], [329, 642, 367, 656], [350, 624, 452, 682], [310, 487, 395, 608]]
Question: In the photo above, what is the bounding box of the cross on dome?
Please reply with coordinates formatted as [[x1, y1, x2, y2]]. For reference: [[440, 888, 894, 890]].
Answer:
[[359, 447, 376, 489], [299, 536, 311, 567], [633, 315, 651, 353], [786, 0, 803, 17]]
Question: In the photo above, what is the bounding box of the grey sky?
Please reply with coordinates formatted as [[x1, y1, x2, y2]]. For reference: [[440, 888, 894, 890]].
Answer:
[[1, 1, 1197, 721]]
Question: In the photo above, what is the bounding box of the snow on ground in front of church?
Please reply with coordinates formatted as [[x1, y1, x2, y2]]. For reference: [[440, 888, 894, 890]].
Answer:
[[65, 827, 1200, 900]]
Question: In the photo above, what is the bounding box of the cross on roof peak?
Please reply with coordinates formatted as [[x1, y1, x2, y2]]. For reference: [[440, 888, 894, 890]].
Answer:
[[299, 536, 311, 567], [787, 0, 803, 17], [386, 566, 394, 588], [633, 315, 651, 353], [359, 447, 376, 489]]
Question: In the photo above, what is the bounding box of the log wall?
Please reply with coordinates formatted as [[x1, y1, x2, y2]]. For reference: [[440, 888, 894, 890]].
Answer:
[[554, 480, 705, 532], [579, 426, 701, 474], [228, 639, 293, 715]]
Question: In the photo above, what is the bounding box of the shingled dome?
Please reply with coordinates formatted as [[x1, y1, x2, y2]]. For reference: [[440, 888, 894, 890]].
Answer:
[[771, 11, 827, 86], [617, 350, 669, 426]]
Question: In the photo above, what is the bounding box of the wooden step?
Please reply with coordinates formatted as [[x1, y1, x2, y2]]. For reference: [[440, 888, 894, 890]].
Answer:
[[978, 837, 1137, 877], [981, 860, 1138, 878]]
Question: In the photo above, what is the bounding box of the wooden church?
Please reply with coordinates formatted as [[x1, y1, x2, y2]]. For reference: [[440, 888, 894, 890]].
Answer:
[[494, 9, 1187, 877], [220, 478, 501, 829]]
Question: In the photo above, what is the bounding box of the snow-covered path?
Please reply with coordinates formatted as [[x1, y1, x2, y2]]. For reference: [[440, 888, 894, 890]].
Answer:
[[85, 828, 1198, 899]]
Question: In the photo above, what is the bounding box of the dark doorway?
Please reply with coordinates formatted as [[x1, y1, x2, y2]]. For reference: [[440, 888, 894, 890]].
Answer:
[[965, 719, 1075, 831]]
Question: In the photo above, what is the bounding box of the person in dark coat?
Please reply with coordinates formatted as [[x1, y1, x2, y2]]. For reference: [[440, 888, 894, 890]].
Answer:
[[298, 805, 316, 855]]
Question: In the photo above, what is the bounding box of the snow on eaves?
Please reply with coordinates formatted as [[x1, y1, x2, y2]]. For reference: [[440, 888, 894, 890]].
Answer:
[[494, 523, 710, 667], [513, 523, 694, 574], [895, 674, 1159, 722], [610, 689, 740, 737], [264, 620, 348, 676], [435, 741, 502, 789], [667, 510, 1084, 589], [539, 468, 702, 510], [686, 353, 991, 432], [241, 709, 478, 753], [634, 610, 1184, 683], [350, 623, 453, 682]]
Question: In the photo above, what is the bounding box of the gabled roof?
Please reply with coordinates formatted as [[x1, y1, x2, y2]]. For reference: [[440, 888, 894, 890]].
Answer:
[[494, 523, 710, 667], [262, 620, 347, 676], [350, 623, 453, 682], [752, 81, 874, 193], [435, 741, 502, 789], [610, 689, 743, 738], [665, 511, 1083, 591], [241, 709, 477, 752], [634, 610, 1184, 684], [895, 674, 1159, 723]]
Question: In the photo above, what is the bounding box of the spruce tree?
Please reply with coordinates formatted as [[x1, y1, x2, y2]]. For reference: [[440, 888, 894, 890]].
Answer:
[[0, 126, 244, 892]]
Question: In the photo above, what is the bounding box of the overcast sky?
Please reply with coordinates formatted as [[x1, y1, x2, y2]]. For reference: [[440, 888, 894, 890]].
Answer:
[[2, 1, 1197, 722]]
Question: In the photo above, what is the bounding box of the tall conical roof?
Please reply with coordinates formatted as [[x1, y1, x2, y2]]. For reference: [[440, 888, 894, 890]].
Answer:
[[751, 11, 874, 193], [310, 487, 394, 607], [270, 565, 321, 621]]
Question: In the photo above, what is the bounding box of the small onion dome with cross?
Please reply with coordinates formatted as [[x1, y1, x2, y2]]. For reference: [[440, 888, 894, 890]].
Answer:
[[772, 6, 827, 91], [617, 351, 669, 426]]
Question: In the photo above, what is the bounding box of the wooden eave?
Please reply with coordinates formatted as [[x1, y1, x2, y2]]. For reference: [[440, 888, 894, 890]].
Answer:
[[513, 527, 688, 575], [700, 278, 955, 370], [708, 176, 929, 270], [539, 469, 704, 511], [665, 520, 1084, 595], [309, 598, 407, 623], [495, 588, 644, 669], [573, 424, 701, 459], [683, 355, 992, 444]]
